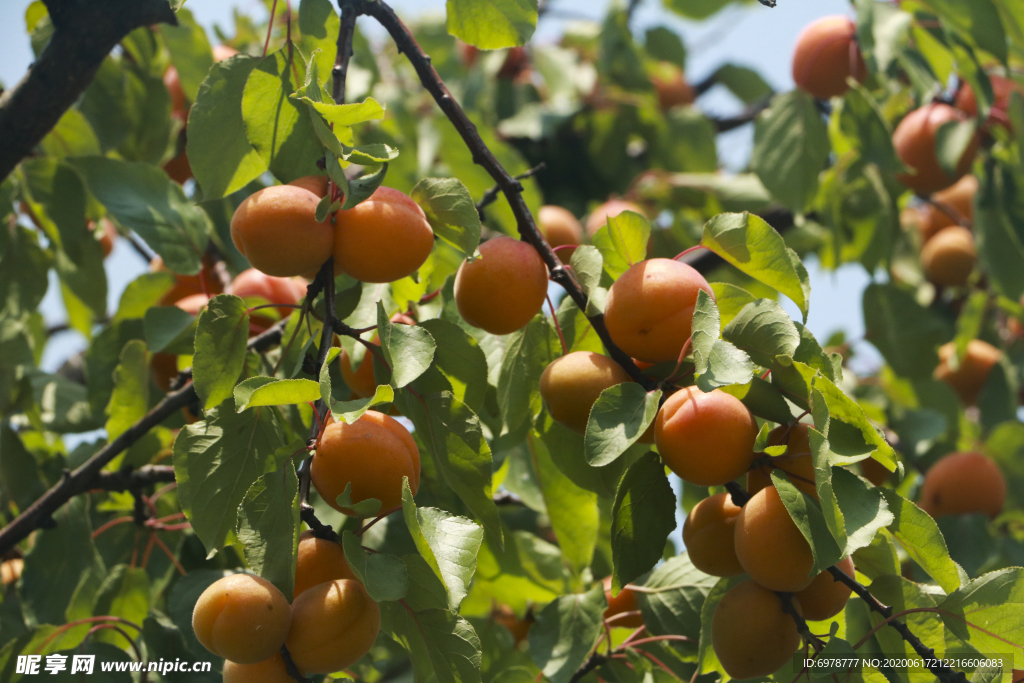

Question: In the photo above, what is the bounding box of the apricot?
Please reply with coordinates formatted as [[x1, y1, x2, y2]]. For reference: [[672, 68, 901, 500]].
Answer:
[[96, 218, 117, 258], [163, 149, 193, 184], [492, 604, 533, 645], [794, 556, 854, 621], [920, 226, 976, 288], [294, 531, 357, 599], [230, 268, 306, 334], [651, 62, 695, 110], [1, 558, 23, 586], [585, 198, 645, 237], [734, 486, 815, 592], [223, 652, 293, 683], [537, 205, 583, 264], [917, 175, 977, 243], [230, 185, 334, 278], [338, 314, 415, 399], [604, 258, 713, 364], [311, 410, 420, 515], [454, 236, 548, 335], [682, 493, 744, 577], [288, 175, 329, 198], [919, 451, 1007, 518], [712, 580, 802, 679], [893, 103, 979, 195], [333, 186, 434, 283], [539, 351, 646, 438], [655, 387, 757, 487], [286, 579, 380, 674], [934, 339, 1002, 405], [151, 255, 224, 306], [955, 75, 1024, 126], [191, 574, 291, 664], [748, 423, 818, 498], [603, 577, 643, 629], [792, 16, 867, 100]]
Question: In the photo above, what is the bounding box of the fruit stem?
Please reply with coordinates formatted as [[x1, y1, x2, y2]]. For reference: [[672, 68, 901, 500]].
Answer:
[[262, 0, 279, 58], [547, 294, 569, 355], [672, 244, 707, 261]]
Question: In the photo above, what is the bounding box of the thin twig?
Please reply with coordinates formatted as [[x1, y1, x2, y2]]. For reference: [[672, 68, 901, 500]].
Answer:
[[299, 258, 336, 505], [476, 163, 546, 221]]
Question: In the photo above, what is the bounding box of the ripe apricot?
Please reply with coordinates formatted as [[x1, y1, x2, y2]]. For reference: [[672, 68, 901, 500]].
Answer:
[[604, 259, 713, 364], [230, 268, 306, 334], [539, 351, 648, 439], [1, 558, 23, 586], [748, 423, 818, 498], [682, 493, 744, 577], [338, 314, 415, 399], [585, 199, 645, 237], [734, 486, 815, 592], [492, 605, 533, 645], [230, 185, 334, 278], [288, 175, 329, 198], [333, 186, 434, 283], [955, 75, 1024, 126], [651, 62, 695, 110], [920, 226, 976, 288], [537, 205, 583, 264], [213, 45, 239, 62], [893, 103, 979, 195], [794, 556, 854, 621], [454, 236, 548, 335], [655, 387, 757, 487], [191, 574, 291, 664], [919, 451, 1007, 518], [286, 579, 380, 674], [934, 339, 1002, 405], [311, 410, 420, 515], [792, 16, 867, 100], [152, 255, 224, 306], [294, 531, 357, 599], [917, 175, 977, 243], [223, 652, 292, 683], [603, 577, 643, 629], [711, 580, 802, 679]]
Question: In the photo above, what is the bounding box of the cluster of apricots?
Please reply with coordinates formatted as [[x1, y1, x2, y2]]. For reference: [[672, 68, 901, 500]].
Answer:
[[193, 531, 378, 680]]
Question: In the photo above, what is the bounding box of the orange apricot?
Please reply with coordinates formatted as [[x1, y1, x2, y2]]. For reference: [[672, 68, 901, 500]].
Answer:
[[338, 314, 415, 399], [223, 652, 293, 683], [917, 175, 977, 243], [539, 351, 642, 436], [454, 236, 548, 335], [230, 268, 306, 334], [311, 410, 420, 515], [651, 62, 695, 110], [934, 339, 1002, 405], [734, 486, 815, 592], [230, 185, 334, 278], [288, 175, 329, 198], [151, 255, 224, 306], [604, 258, 713, 364], [655, 387, 758, 487], [919, 451, 1007, 518], [603, 577, 643, 629], [294, 531, 357, 599], [893, 103, 979, 195], [955, 75, 1024, 126], [748, 423, 818, 498], [537, 205, 583, 265], [792, 16, 867, 100], [191, 574, 291, 664], [920, 226, 976, 287], [286, 579, 380, 674], [585, 198, 645, 237], [682, 493, 744, 577], [497, 47, 529, 80], [493, 604, 534, 645], [712, 580, 802, 679], [794, 556, 854, 621], [1, 558, 23, 586], [333, 186, 434, 283]]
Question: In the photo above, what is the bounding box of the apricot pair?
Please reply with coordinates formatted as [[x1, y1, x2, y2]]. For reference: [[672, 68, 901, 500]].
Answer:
[[915, 175, 977, 243], [893, 103, 979, 195], [934, 339, 1001, 405], [919, 451, 1007, 518], [455, 236, 549, 335], [791, 16, 867, 101], [311, 410, 420, 515]]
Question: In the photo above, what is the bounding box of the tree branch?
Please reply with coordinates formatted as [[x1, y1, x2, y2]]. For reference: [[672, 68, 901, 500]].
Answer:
[[709, 97, 772, 133], [299, 259, 336, 505], [476, 163, 546, 221], [89, 465, 176, 492], [0, 0, 178, 182]]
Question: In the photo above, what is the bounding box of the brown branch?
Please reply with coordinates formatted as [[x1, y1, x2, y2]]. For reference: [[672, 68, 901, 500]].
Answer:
[[0, 0, 178, 182], [299, 259, 336, 505], [89, 465, 176, 492], [710, 97, 772, 133], [347, 0, 654, 390], [476, 163, 546, 221], [332, 2, 359, 104]]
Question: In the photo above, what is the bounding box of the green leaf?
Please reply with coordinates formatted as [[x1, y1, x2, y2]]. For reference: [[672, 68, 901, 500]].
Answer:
[[377, 302, 436, 388], [569, 245, 604, 311], [710, 282, 758, 328], [772, 470, 843, 575], [880, 489, 963, 594], [976, 161, 1024, 300], [193, 294, 250, 410], [91, 565, 150, 644], [811, 375, 898, 469], [832, 468, 894, 557], [836, 83, 902, 171], [380, 605, 482, 683], [935, 118, 978, 177], [340, 163, 389, 210], [862, 282, 950, 379], [236, 461, 301, 598], [341, 531, 410, 601], [173, 398, 287, 553], [401, 554, 450, 612], [402, 480, 484, 611], [411, 177, 482, 261], [692, 290, 755, 390], [710, 63, 773, 105], [162, 8, 214, 102], [528, 585, 606, 683], [591, 210, 650, 279], [610, 452, 677, 592], [114, 272, 176, 322], [187, 55, 268, 199], [584, 384, 661, 467], [497, 316, 552, 432], [105, 340, 150, 441], [751, 90, 830, 213], [330, 384, 395, 423], [645, 26, 687, 68], [318, 345, 341, 405], [234, 377, 321, 411], [70, 156, 210, 275], [722, 298, 800, 367], [143, 305, 197, 354], [634, 553, 716, 653], [420, 318, 490, 414], [926, 0, 1007, 62], [40, 108, 102, 159], [0, 426, 45, 512], [939, 568, 1024, 669], [446, 0, 538, 49], [335, 482, 382, 517], [701, 212, 811, 320]]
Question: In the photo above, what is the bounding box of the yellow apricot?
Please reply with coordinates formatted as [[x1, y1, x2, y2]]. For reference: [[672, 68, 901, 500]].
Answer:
[[191, 574, 291, 664], [655, 387, 757, 486], [917, 175, 977, 243], [537, 205, 583, 264], [230, 185, 334, 278], [604, 258, 714, 364], [682, 493, 744, 577], [454, 236, 549, 335], [286, 579, 381, 674], [934, 339, 1002, 405], [1, 558, 23, 586], [287, 175, 329, 198], [794, 556, 854, 621], [919, 451, 1006, 518], [585, 199, 645, 237], [223, 652, 293, 683], [748, 423, 818, 498], [294, 531, 357, 599], [333, 187, 434, 283], [734, 486, 815, 592], [921, 226, 976, 287], [603, 577, 644, 629], [712, 580, 802, 679], [311, 410, 420, 515]]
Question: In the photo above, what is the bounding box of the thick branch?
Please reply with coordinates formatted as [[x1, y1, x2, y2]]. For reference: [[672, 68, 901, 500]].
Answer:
[[349, 0, 654, 389], [331, 3, 359, 104], [89, 465, 175, 492], [0, 0, 178, 181]]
